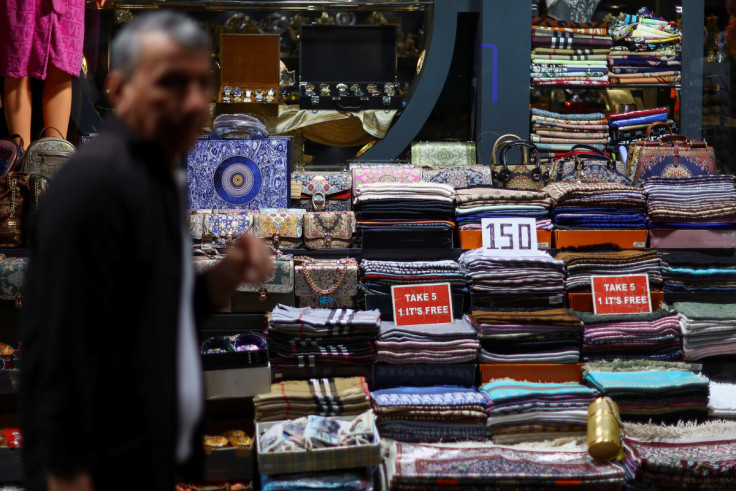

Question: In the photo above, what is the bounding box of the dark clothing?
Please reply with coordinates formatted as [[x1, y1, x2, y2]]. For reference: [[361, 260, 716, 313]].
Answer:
[[20, 116, 210, 490]]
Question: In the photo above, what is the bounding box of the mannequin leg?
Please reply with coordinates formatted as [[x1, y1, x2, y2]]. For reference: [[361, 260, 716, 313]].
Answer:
[[42, 65, 73, 139], [3, 76, 32, 149]]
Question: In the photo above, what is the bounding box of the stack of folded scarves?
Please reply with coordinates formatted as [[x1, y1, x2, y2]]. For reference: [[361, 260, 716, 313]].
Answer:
[[555, 250, 663, 293], [469, 309, 582, 364], [607, 106, 673, 146], [708, 381, 736, 418], [481, 380, 598, 444], [621, 420, 736, 488], [267, 304, 380, 369], [575, 309, 682, 362], [644, 175, 736, 229], [371, 385, 490, 441], [359, 259, 466, 297], [379, 439, 626, 490], [455, 187, 553, 232], [253, 376, 371, 421], [374, 318, 479, 365], [353, 182, 456, 232], [530, 17, 612, 86], [545, 181, 647, 230], [660, 252, 736, 293], [608, 8, 682, 85], [674, 302, 736, 361], [531, 108, 608, 154], [459, 248, 565, 296], [583, 360, 710, 422]]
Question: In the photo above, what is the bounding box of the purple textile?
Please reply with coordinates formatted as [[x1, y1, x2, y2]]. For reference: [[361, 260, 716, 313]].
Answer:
[[0, 0, 85, 79]]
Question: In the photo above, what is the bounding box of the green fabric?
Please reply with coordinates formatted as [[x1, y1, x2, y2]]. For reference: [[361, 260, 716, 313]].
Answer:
[[673, 302, 736, 320], [574, 308, 675, 325]]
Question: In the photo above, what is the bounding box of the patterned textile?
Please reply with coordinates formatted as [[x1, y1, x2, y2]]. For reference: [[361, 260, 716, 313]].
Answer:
[[459, 249, 565, 295], [269, 304, 380, 336], [555, 250, 661, 292], [675, 302, 736, 360], [375, 318, 479, 365], [660, 252, 736, 294], [644, 176, 736, 228]]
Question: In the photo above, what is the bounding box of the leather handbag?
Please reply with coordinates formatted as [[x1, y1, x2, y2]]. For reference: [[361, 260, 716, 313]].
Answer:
[[254, 210, 304, 249], [291, 171, 352, 211], [551, 144, 629, 185], [294, 257, 358, 308], [0, 135, 24, 178], [0, 255, 28, 307], [632, 130, 715, 186], [351, 166, 422, 190], [411, 141, 476, 167], [625, 121, 673, 182], [21, 127, 75, 179], [303, 211, 356, 249], [492, 140, 550, 190], [0, 172, 30, 248], [421, 165, 492, 189]]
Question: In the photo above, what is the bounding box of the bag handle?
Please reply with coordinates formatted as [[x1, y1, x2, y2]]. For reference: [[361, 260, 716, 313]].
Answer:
[[659, 135, 691, 144], [295, 256, 349, 296], [569, 144, 608, 159], [645, 121, 673, 138], [491, 134, 527, 165], [500, 140, 539, 168], [37, 127, 65, 140]]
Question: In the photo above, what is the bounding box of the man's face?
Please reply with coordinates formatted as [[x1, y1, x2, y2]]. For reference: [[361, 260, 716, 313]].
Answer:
[[109, 31, 210, 156]]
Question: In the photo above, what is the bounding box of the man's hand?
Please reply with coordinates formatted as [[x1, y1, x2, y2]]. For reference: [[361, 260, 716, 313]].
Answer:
[[47, 473, 93, 491], [205, 234, 275, 309]]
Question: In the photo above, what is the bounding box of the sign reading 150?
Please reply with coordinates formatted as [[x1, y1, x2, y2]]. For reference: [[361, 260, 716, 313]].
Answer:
[[481, 217, 538, 256]]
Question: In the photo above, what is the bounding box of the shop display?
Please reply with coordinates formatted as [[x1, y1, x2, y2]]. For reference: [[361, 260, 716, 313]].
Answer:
[[410, 141, 476, 167], [303, 211, 356, 249], [674, 302, 736, 360], [294, 257, 358, 308], [218, 34, 280, 104], [291, 172, 352, 212]]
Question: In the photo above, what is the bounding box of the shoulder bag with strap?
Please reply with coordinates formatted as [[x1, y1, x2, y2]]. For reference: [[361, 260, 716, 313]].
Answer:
[[22, 126, 75, 179]]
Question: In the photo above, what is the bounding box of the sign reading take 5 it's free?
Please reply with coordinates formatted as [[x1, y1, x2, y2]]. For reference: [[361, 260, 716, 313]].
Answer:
[[591, 274, 652, 315], [391, 283, 453, 326]]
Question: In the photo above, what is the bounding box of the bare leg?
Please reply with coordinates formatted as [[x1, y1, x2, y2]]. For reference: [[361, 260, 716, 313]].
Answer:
[[42, 65, 73, 139], [3, 76, 32, 149]]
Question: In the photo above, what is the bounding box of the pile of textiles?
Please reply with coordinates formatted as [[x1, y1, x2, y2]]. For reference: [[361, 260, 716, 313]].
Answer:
[[660, 252, 736, 294], [556, 250, 662, 293], [379, 439, 627, 490], [455, 187, 553, 232], [708, 381, 736, 418], [481, 380, 599, 443], [583, 360, 710, 422], [576, 309, 682, 361], [267, 304, 380, 368], [674, 302, 736, 360], [644, 175, 736, 229], [374, 318, 478, 365], [353, 182, 456, 233], [608, 8, 682, 85], [469, 309, 582, 364], [359, 259, 466, 297], [261, 470, 373, 491], [459, 248, 565, 296], [371, 386, 490, 441], [621, 420, 736, 488], [253, 376, 371, 421], [545, 181, 647, 230], [530, 17, 612, 86], [607, 106, 674, 146], [531, 108, 608, 155]]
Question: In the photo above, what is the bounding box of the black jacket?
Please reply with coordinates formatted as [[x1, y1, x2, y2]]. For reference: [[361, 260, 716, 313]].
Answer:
[[20, 116, 211, 490]]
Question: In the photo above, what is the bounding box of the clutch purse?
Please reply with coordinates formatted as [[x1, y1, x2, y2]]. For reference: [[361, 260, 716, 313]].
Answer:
[[551, 145, 629, 185], [633, 135, 716, 186], [294, 257, 358, 308], [203, 210, 255, 247], [254, 210, 304, 249], [421, 166, 492, 189], [303, 211, 356, 249], [351, 166, 422, 189], [411, 141, 476, 167], [291, 171, 352, 212], [492, 140, 550, 190]]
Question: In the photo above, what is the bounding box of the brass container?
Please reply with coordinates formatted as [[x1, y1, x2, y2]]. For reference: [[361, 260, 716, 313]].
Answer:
[[587, 397, 622, 461]]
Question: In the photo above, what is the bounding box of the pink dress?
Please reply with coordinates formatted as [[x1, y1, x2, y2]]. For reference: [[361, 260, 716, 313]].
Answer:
[[0, 0, 85, 79]]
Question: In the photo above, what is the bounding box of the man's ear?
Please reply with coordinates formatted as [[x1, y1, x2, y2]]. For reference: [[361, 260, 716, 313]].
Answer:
[[105, 71, 127, 113]]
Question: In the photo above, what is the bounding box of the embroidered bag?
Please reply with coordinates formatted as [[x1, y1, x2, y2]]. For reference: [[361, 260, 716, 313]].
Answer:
[[254, 210, 304, 249], [411, 141, 476, 167], [351, 166, 422, 190], [294, 257, 358, 308], [0, 135, 24, 178], [625, 121, 673, 182], [0, 172, 30, 248], [291, 171, 352, 211], [21, 127, 75, 179], [303, 211, 356, 249], [493, 140, 550, 190], [203, 210, 255, 248], [551, 144, 629, 185], [421, 166, 492, 189], [633, 134, 716, 186]]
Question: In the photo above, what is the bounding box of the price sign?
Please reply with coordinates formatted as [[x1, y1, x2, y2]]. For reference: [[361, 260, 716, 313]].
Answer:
[[591, 274, 651, 315], [391, 283, 453, 327], [481, 217, 538, 256]]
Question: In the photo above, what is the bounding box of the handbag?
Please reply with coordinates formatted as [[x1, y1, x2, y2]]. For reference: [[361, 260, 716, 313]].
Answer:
[[254, 210, 304, 249], [0, 172, 30, 248], [493, 140, 550, 190], [625, 121, 673, 182], [633, 134, 716, 186], [421, 165, 492, 189], [0, 135, 24, 178], [21, 127, 75, 179], [351, 166, 422, 190], [0, 255, 28, 308], [294, 257, 358, 308], [291, 171, 352, 211], [203, 210, 255, 248], [551, 144, 629, 185], [303, 211, 356, 249], [411, 141, 476, 167]]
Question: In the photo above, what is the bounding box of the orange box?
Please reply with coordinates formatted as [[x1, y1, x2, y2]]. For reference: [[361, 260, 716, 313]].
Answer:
[[458, 230, 552, 250], [568, 291, 664, 313], [479, 363, 582, 384], [554, 230, 647, 249]]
